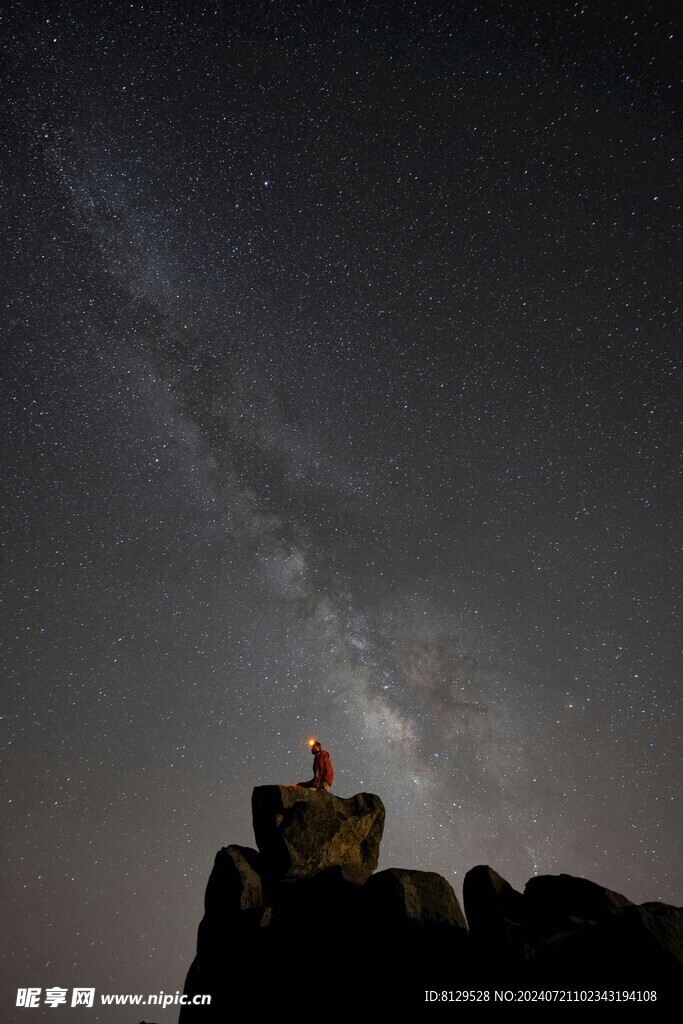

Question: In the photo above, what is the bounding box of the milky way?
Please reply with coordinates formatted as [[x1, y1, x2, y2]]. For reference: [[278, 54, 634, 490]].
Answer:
[[2, 2, 680, 1019]]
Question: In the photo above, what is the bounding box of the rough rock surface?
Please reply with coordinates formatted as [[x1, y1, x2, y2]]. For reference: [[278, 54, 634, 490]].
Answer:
[[364, 867, 468, 931], [203, 845, 266, 918], [251, 784, 385, 883]]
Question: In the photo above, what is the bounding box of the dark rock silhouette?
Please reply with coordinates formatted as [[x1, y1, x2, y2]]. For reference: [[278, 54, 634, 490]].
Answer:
[[528, 901, 683, 982], [365, 867, 468, 931], [522, 879, 682, 986], [463, 863, 527, 968], [251, 784, 384, 882], [203, 844, 266, 918], [178, 788, 681, 1017], [524, 872, 634, 936], [463, 865, 682, 987]]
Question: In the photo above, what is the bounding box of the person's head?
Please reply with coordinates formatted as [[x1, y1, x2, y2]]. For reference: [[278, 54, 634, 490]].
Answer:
[[309, 738, 322, 754]]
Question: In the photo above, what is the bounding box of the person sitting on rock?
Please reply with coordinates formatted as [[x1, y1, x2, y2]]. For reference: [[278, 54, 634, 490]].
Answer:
[[295, 738, 334, 791]]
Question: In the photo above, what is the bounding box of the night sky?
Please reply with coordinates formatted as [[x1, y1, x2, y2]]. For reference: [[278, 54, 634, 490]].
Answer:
[[2, 1, 681, 1018]]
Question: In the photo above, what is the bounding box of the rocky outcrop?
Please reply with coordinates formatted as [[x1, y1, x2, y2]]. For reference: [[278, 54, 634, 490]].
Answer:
[[178, 789, 681, 1018], [463, 867, 682, 987], [521, 877, 681, 983], [251, 784, 385, 882], [180, 787, 469, 1018]]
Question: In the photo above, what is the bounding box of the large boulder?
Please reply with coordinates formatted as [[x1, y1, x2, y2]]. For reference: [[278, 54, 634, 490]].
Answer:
[[204, 845, 266, 918], [524, 873, 633, 939], [463, 864, 526, 970], [463, 864, 525, 938], [361, 868, 471, 980], [364, 868, 468, 932], [251, 785, 385, 883], [191, 845, 269, 979]]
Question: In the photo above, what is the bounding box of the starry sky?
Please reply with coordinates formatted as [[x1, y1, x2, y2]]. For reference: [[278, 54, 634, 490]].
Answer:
[[2, 1, 681, 1018]]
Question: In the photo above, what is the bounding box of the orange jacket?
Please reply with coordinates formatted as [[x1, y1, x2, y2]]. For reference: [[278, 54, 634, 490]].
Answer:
[[313, 748, 334, 787]]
